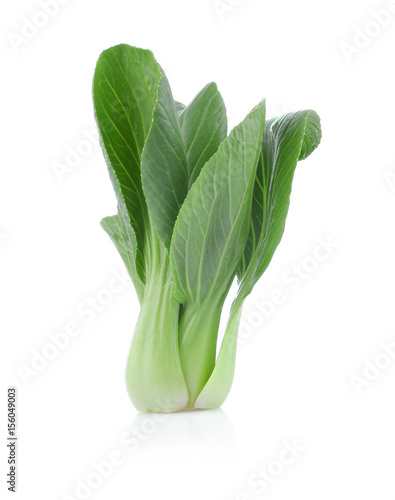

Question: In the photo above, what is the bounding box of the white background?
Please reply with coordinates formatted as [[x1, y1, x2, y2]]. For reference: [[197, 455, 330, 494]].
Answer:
[[1, 0, 395, 499]]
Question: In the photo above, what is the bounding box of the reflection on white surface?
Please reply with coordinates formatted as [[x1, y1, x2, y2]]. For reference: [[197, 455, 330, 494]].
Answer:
[[131, 408, 239, 455], [123, 409, 240, 499]]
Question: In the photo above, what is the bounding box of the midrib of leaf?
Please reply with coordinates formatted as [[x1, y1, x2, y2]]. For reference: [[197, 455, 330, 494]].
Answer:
[[187, 121, 224, 188], [207, 139, 251, 297], [101, 74, 141, 156], [183, 93, 214, 155], [112, 54, 147, 137], [195, 188, 218, 302], [154, 122, 187, 206]]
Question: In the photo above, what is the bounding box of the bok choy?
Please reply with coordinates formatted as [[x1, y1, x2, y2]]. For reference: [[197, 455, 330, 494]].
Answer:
[[93, 44, 322, 412]]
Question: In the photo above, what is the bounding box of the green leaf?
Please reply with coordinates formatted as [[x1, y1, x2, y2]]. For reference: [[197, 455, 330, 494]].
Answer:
[[93, 44, 162, 282], [179, 82, 227, 187], [142, 81, 227, 249], [238, 110, 322, 291], [101, 213, 145, 303], [299, 111, 322, 160], [141, 76, 188, 249], [170, 101, 266, 304]]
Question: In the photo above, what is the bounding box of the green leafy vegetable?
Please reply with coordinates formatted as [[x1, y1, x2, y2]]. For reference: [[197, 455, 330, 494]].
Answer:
[[93, 44, 322, 412]]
